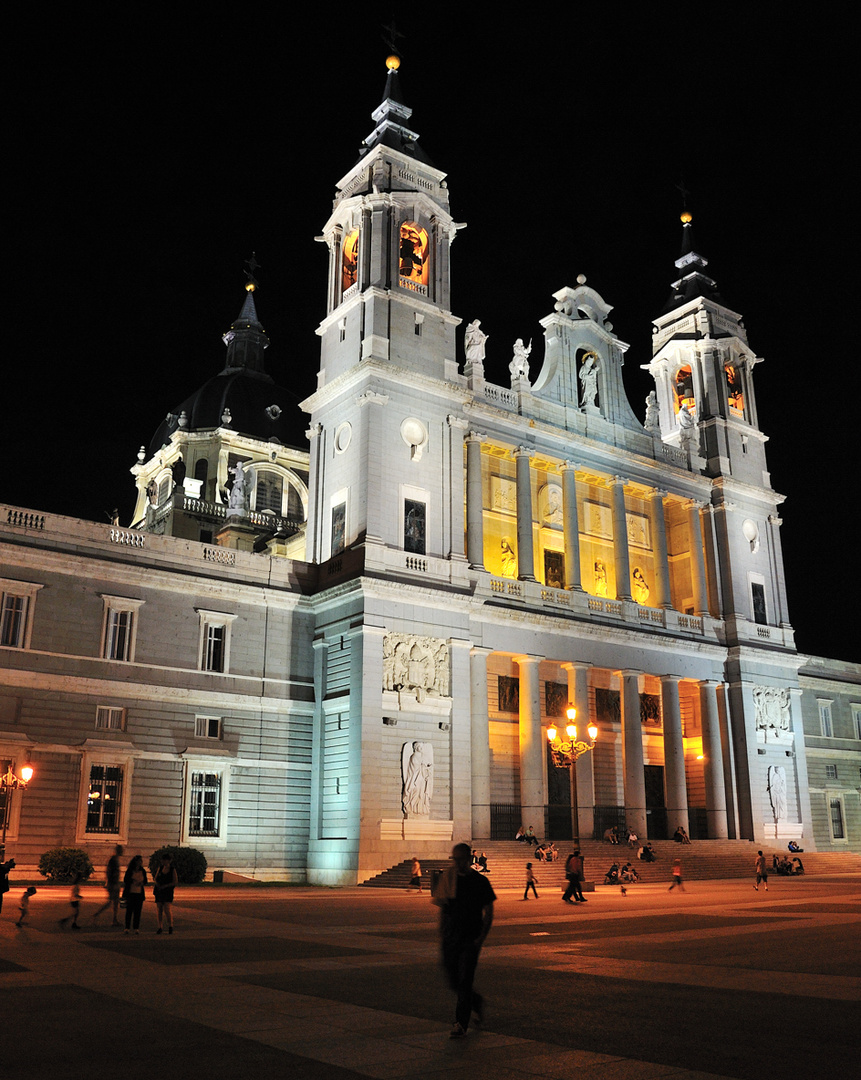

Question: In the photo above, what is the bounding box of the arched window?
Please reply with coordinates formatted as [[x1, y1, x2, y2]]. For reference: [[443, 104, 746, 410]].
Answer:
[[673, 366, 695, 414], [341, 229, 359, 295], [255, 471, 284, 515], [725, 363, 745, 415], [399, 221, 428, 292]]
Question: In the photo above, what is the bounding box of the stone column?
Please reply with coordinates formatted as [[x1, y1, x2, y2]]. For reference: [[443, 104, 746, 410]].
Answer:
[[611, 476, 633, 600], [560, 461, 582, 591], [686, 499, 709, 616], [649, 489, 672, 609], [661, 676, 688, 834], [446, 417, 469, 562], [514, 447, 536, 581], [469, 646, 493, 839], [563, 661, 593, 841], [620, 670, 647, 836], [516, 654, 544, 832], [699, 679, 728, 838], [465, 431, 486, 569]]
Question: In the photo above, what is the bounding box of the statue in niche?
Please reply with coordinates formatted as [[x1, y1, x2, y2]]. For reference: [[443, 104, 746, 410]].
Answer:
[[227, 461, 249, 515], [678, 402, 699, 455], [465, 319, 488, 363], [753, 686, 791, 734], [501, 536, 517, 578], [402, 741, 433, 817], [382, 633, 450, 700], [543, 485, 563, 524], [632, 567, 650, 605], [579, 352, 600, 409], [509, 338, 532, 381], [645, 390, 660, 434], [594, 559, 609, 597], [767, 765, 787, 822]]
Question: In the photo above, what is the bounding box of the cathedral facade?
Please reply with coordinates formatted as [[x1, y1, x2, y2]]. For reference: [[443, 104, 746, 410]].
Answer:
[[2, 58, 859, 883]]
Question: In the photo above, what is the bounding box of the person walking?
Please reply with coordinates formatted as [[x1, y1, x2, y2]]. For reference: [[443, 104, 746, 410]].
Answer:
[[523, 862, 538, 900], [93, 844, 123, 926], [122, 854, 148, 933], [409, 856, 423, 893], [434, 842, 496, 1039], [15, 886, 37, 927], [563, 849, 587, 903], [754, 850, 769, 892], [58, 872, 82, 929], [153, 852, 178, 934], [668, 858, 685, 891]]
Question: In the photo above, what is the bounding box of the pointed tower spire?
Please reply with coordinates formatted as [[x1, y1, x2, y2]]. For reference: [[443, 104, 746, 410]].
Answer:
[[221, 272, 269, 375], [662, 211, 725, 312], [359, 54, 433, 166]]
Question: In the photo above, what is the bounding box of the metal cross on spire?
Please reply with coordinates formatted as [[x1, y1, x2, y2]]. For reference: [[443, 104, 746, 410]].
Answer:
[[244, 252, 261, 292], [381, 18, 405, 57]]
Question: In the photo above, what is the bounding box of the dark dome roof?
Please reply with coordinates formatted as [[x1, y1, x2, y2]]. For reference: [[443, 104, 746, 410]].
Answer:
[[149, 368, 307, 456]]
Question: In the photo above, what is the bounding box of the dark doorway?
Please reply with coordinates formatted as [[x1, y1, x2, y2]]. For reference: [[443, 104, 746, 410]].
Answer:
[[546, 744, 573, 840], [644, 764, 667, 839]]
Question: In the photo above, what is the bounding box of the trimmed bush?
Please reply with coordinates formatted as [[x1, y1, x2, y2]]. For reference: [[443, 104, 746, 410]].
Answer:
[[38, 847, 95, 883], [148, 845, 207, 885]]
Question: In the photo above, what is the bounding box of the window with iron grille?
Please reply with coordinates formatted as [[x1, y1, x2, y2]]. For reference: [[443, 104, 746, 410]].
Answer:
[[188, 771, 221, 837], [829, 798, 845, 840], [85, 764, 124, 833]]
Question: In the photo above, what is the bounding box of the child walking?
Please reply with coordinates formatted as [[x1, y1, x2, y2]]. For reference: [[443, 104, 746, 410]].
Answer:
[[16, 886, 37, 927], [523, 861, 539, 900], [59, 872, 83, 929]]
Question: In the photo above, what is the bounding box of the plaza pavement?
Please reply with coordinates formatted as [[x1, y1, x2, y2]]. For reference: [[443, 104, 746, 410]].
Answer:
[[1, 874, 859, 1080]]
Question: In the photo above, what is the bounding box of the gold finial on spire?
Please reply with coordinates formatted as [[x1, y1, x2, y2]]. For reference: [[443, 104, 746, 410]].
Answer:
[[681, 211, 693, 225], [386, 54, 401, 71]]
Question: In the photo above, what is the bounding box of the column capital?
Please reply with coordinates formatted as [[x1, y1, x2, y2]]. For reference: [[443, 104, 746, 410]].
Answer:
[[470, 645, 494, 659], [612, 474, 629, 488], [660, 673, 682, 685], [513, 653, 544, 667], [514, 445, 534, 459], [466, 430, 486, 444], [447, 414, 469, 430], [559, 460, 580, 474], [562, 660, 591, 674], [305, 422, 323, 440], [616, 668, 644, 679], [696, 678, 721, 690], [356, 390, 390, 408], [768, 513, 783, 527], [683, 497, 708, 512], [648, 487, 669, 500]]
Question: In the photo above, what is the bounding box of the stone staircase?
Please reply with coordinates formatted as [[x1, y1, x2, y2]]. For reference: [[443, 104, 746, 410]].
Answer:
[[360, 840, 861, 890]]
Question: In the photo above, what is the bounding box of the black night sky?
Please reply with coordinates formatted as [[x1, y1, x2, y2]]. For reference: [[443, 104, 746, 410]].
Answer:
[[7, 9, 856, 663]]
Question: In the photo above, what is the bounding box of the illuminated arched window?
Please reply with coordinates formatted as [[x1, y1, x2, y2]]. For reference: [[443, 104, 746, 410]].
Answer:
[[725, 363, 744, 415], [255, 471, 284, 515], [399, 221, 429, 291], [673, 366, 695, 414], [341, 229, 359, 294]]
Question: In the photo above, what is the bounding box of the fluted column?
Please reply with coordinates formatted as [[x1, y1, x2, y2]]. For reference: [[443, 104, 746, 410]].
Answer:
[[560, 461, 583, 591], [649, 489, 672, 609], [469, 646, 493, 839], [611, 476, 632, 600], [516, 654, 544, 831], [661, 675, 689, 834], [686, 499, 709, 616], [563, 661, 593, 841], [515, 447, 535, 580], [620, 670, 647, 836], [465, 432, 486, 569], [699, 679, 728, 838]]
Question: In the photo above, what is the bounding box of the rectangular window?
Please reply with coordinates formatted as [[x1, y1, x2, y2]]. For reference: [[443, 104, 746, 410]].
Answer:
[[188, 771, 221, 837], [203, 624, 226, 672], [825, 764, 838, 780], [404, 499, 426, 555], [829, 798, 845, 840], [331, 502, 346, 556], [0, 580, 42, 649], [819, 701, 833, 738], [852, 706, 861, 741], [95, 706, 126, 731], [100, 596, 144, 662], [751, 582, 767, 625], [85, 764, 124, 833], [194, 717, 222, 740]]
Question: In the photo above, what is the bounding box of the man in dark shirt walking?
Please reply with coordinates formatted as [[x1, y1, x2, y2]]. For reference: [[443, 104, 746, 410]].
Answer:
[[434, 842, 496, 1039]]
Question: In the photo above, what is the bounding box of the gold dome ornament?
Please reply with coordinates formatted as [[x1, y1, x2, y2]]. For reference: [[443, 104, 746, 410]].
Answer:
[[681, 211, 693, 225], [386, 54, 401, 71]]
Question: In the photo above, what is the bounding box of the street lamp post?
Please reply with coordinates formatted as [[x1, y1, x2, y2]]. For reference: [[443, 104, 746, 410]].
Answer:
[[546, 708, 597, 845], [0, 762, 34, 862]]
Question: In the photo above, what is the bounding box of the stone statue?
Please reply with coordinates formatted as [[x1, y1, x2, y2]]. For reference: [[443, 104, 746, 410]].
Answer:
[[678, 402, 698, 454], [579, 352, 600, 409], [227, 461, 249, 514], [402, 740, 433, 817], [465, 320, 488, 363], [383, 633, 450, 700], [768, 765, 787, 822], [594, 559, 608, 597], [509, 338, 532, 381], [645, 390, 660, 434], [500, 536, 517, 578], [632, 567, 650, 605]]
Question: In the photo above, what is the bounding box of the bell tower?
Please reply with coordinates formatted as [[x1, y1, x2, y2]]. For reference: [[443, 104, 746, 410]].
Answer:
[[303, 54, 466, 567]]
